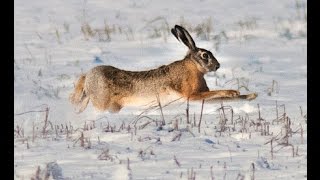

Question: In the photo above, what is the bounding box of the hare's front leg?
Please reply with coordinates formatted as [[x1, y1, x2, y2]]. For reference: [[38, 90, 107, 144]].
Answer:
[[204, 92, 258, 102], [188, 90, 257, 102], [188, 90, 240, 100]]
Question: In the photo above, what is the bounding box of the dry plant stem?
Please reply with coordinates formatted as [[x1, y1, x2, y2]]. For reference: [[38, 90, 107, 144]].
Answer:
[[198, 99, 205, 133], [251, 163, 255, 180], [218, 102, 226, 136], [230, 108, 234, 125], [42, 107, 50, 137], [257, 104, 261, 122], [55, 125, 59, 138], [139, 121, 152, 129], [162, 98, 184, 110], [144, 97, 183, 117], [24, 44, 36, 62], [172, 132, 182, 141], [210, 166, 214, 180], [156, 93, 166, 126], [292, 145, 295, 157], [80, 132, 84, 147], [66, 126, 69, 138], [15, 109, 48, 115], [271, 139, 273, 159], [221, 102, 226, 121], [276, 101, 278, 124], [188, 167, 196, 180], [127, 158, 131, 170], [228, 146, 232, 162], [32, 122, 35, 142], [186, 98, 190, 124], [236, 173, 245, 180], [300, 124, 304, 144], [174, 119, 179, 130], [283, 104, 286, 123], [174, 155, 181, 167], [187, 126, 196, 137], [34, 166, 41, 180], [87, 138, 91, 149], [132, 116, 157, 127]]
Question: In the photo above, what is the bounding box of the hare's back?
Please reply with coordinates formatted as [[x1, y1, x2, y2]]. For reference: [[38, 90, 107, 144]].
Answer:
[[85, 65, 135, 94], [87, 65, 134, 83]]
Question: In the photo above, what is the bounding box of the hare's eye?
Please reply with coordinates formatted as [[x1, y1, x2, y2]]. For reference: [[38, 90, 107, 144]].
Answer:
[[202, 53, 208, 59]]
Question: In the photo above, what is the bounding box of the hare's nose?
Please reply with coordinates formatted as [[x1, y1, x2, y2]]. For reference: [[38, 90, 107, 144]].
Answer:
[[215, 63, 220, 70]]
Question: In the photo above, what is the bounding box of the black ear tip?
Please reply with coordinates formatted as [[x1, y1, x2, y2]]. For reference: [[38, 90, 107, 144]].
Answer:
[[174, 25, 181, 29], [171, 28, 179, 40]]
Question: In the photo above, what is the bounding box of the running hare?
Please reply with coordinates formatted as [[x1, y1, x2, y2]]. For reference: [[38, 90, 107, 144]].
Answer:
[[70, 25, 257, 113]]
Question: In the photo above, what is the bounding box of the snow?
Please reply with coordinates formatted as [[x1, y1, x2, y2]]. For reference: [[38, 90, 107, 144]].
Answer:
[[14, 0, 307, 179]]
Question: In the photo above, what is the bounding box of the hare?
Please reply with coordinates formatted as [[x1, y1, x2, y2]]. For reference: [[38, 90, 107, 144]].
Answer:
[[69, 25, 257, 113]]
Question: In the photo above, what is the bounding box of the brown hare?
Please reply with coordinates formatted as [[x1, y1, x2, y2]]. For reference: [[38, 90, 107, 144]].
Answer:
[[69, 25, 257, 113]]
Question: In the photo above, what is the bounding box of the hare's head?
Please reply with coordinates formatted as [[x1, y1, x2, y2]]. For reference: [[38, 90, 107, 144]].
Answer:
[[171, 25, 220, 73]]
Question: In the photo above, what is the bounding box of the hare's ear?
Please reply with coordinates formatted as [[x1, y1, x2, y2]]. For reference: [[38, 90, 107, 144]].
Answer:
[[171, 25, 197, 51]]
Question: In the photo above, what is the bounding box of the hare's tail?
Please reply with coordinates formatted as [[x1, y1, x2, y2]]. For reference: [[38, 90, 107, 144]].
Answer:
[[69, 74, 90, 113]]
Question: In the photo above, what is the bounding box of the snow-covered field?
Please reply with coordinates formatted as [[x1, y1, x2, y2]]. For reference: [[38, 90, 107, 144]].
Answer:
[[14, 0, 307, 179]]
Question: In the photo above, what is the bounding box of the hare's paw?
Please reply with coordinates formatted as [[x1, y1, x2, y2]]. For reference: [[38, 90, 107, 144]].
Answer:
[[225, 90, 240, 97], [246, 93, 258, 100], [238, 93, 257, 100]]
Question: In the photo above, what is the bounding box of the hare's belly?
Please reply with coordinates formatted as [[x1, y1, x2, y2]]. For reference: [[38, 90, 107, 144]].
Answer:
[[121, 90, 182, 107]]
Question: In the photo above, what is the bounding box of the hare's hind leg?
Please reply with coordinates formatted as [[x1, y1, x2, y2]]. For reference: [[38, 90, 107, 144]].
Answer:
[[90, 95, 123, 113], [76, 95, 90, 113], [90, 95, 110, 112], [109, 102, 122, 113]]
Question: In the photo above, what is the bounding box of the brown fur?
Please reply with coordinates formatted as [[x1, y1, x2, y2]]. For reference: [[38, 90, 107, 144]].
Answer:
[[69, 74, 86, 106], [69, 74, 90, 113], [69, 25, 257, 113], [69, 57, 255, 113]]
